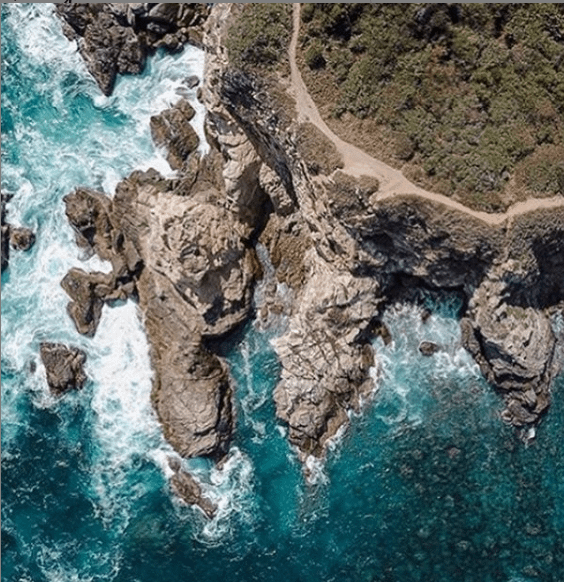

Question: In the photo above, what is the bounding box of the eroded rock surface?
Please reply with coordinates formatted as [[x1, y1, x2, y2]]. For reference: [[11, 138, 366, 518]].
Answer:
[[40, 343, 87, 395], [168, 457, 217, 518], [57, 3, 564, 475], [150, 99, 199, 170], [56, 3, 210, 96], [462, 269, 556, 427], [272, 255, 381, 460]]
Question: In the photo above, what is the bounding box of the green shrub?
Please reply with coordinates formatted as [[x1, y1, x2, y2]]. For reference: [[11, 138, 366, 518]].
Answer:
[[305, 39, 326, 69], [300, 3, 564, 205], [226, 4, 291, 71]]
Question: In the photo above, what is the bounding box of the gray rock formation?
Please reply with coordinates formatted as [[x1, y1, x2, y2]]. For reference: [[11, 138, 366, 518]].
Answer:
[[40, 343, 87, 395], [462, 268, 556, 427], [272, 256, 381, 460]]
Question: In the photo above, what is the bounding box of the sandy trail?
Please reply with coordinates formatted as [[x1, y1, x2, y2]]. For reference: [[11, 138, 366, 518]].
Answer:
[[289, 4, 563, 225]]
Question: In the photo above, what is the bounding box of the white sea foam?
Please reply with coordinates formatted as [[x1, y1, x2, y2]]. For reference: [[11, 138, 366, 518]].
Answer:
[[371, 299, 483, 431]]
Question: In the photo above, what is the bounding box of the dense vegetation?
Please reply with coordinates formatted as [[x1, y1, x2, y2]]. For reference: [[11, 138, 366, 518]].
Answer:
[[300, 4, 564, 209], [226, 3, 292, 72]]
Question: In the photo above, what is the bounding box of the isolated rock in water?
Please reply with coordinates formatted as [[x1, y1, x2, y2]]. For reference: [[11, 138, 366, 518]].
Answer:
[[1, 192, 36, 271], [419, 341, 439, 356], [9, 227, 35, 252], [168, 457, 217, 518], [150, 99, 199, 170], [40, 343, 87, 395], [61, 268, 112, 337]]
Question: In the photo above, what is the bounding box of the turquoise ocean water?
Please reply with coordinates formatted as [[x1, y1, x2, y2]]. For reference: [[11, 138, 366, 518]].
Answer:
[[2, 5, 564, 581]]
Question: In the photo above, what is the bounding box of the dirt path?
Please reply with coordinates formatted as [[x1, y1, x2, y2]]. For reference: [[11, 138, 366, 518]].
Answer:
[[289, 4, 563, 226]]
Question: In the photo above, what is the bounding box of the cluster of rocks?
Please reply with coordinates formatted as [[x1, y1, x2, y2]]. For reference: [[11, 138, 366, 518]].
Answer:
[[56, 3, 209, 95], [209, 7, 564, 443], [1, 192, 35, 273], [52, 3, 564, 508]]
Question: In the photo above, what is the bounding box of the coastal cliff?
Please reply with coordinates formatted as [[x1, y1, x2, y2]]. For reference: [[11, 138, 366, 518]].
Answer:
[[56, 2, 563, 485]]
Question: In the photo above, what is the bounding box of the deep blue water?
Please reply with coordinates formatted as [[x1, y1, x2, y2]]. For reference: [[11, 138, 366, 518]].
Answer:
[[2, 5, 564, 582]]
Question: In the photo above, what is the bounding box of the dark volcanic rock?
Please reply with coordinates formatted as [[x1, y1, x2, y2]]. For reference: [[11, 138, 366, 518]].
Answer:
[[419, 341, 439, 356], [40, 343, 87, 395], [150, 99, 199, 170], [168, 457, 217, 518]]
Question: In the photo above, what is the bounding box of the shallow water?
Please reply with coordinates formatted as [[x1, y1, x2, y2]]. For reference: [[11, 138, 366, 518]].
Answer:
[[2, 5, 563, 582]]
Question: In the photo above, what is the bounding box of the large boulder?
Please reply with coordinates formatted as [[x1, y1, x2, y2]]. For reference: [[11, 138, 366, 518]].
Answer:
[[40, 343, 87, 395], [150, 99, 199, 170]]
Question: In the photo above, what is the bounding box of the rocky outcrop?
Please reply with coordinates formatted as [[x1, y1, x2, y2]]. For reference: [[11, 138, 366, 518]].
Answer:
[[272, 255, 381, 461], [168, 457, 217, 518], [150, 99, 199, 170], [1, 192, 36, 273], [462, 268, 556, 428], [61, 78, 261, 460], [56, 3, 210, 96], [57, 2, 563, 475], [40, 343, 87, 395]]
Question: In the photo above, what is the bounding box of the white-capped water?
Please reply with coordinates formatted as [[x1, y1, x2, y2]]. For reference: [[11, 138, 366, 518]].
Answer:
[[372, 298, 483, 430]]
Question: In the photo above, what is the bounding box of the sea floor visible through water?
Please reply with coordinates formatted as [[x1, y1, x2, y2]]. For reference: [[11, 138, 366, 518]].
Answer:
[[2, 4, 564, 582]]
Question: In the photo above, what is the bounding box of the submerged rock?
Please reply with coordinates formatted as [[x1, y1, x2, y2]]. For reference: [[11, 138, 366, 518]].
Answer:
[[419, 341, 439, 356], [168, 457, 217, 518], [40, 343, 87, 395]]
